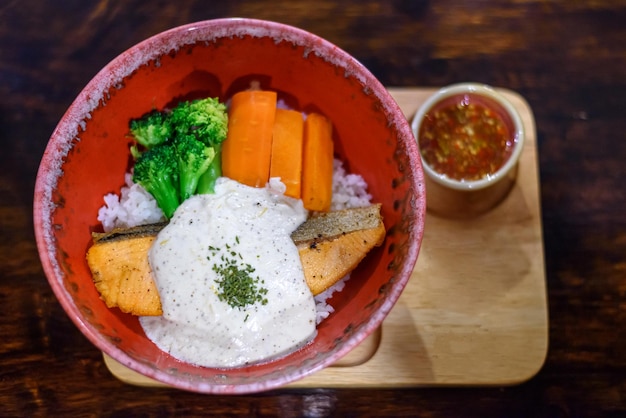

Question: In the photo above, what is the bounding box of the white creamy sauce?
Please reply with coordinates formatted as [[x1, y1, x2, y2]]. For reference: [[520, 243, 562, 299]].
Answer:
[[139, 177, 317, 368]]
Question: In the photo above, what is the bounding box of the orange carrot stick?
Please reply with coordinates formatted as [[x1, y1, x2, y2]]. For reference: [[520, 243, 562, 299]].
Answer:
[[301, 113, 334, 212], [222, 90, 277, 187], [270, 109, 305, 199]]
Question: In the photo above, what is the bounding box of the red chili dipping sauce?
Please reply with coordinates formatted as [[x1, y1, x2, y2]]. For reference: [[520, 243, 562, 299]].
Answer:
[[418, 93, 516, 182]]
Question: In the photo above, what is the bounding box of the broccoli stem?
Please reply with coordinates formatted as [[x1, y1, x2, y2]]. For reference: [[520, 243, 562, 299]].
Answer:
[[148, 178, 180, 219], [197, 143, 222, 194], [132, 143, 180, 219]]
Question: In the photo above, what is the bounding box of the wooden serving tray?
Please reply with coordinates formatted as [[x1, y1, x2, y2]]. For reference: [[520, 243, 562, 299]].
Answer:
[[104, 87, 548, 388]]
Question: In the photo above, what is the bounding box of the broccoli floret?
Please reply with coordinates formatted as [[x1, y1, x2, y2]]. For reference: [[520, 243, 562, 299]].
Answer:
[[168, 97, 228, 147], [129, 110, 173, 149], [173, 134, 216, 201], [133, 143, 180, 219], [129, 97, 228, 212]]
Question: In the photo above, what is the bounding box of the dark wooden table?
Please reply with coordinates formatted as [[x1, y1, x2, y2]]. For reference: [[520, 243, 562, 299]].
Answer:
[[3, 1, 625, 416]]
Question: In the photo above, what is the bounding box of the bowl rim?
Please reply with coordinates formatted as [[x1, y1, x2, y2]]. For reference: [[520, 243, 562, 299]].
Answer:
[[33, 17, 426, 394], [411, 82, 525, 191]]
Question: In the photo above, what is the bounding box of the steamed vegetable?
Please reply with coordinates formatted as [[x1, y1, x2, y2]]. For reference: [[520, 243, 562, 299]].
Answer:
[[133, 143, 180, 219], [270, 109, 304, 199], [197, 143, 222, 195], [168, 98, 228, 146], [129, 97, 228, 217], [301, 113, 334, 212], [129, 90, 336, 217], [173, 134, 216, 201], [221, 89, 334, 210], [221, 90, 277, 187], [129, 110, 173, 151]]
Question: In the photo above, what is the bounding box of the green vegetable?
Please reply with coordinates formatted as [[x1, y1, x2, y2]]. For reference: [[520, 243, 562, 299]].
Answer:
[[169, 97, 228, 147], [132, 143, 180, 219], [128, 97, 229, 217], [173, 134, 216, 201], [196, 143, 222, 194], [208, 241, 269, 312], [129, 110, 173, 149]]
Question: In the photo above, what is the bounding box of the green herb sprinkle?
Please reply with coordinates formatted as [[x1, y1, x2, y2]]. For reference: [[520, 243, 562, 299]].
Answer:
[[208, 238, 269, 311]]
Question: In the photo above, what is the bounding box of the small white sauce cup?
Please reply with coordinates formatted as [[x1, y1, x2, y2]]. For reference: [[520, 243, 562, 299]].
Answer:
[[411, 83, 525, 218]]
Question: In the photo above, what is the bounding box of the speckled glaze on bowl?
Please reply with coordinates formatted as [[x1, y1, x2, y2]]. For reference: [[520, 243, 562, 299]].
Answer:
[[33, 18, 425, 394]]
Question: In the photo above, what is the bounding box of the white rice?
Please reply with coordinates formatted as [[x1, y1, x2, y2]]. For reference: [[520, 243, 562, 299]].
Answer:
[[97, 159, 372, 323], [330, 158, 372, 210], [97, 173, 166, 231]]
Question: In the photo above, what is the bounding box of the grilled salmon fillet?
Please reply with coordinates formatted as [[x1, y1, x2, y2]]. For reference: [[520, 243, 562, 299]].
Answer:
[[87, 205, 385, 316], [291, 205, 387, 295]]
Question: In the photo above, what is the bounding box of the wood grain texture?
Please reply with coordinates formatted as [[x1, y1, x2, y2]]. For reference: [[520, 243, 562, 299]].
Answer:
[[2, 1, 626, 416]]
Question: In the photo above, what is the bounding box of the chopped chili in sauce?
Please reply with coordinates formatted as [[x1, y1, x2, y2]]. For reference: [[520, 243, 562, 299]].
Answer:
[[418, 94, 515, 181]]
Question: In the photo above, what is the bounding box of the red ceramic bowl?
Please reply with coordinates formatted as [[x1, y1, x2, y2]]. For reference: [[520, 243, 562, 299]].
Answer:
[[33, 18, 425, 394]]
